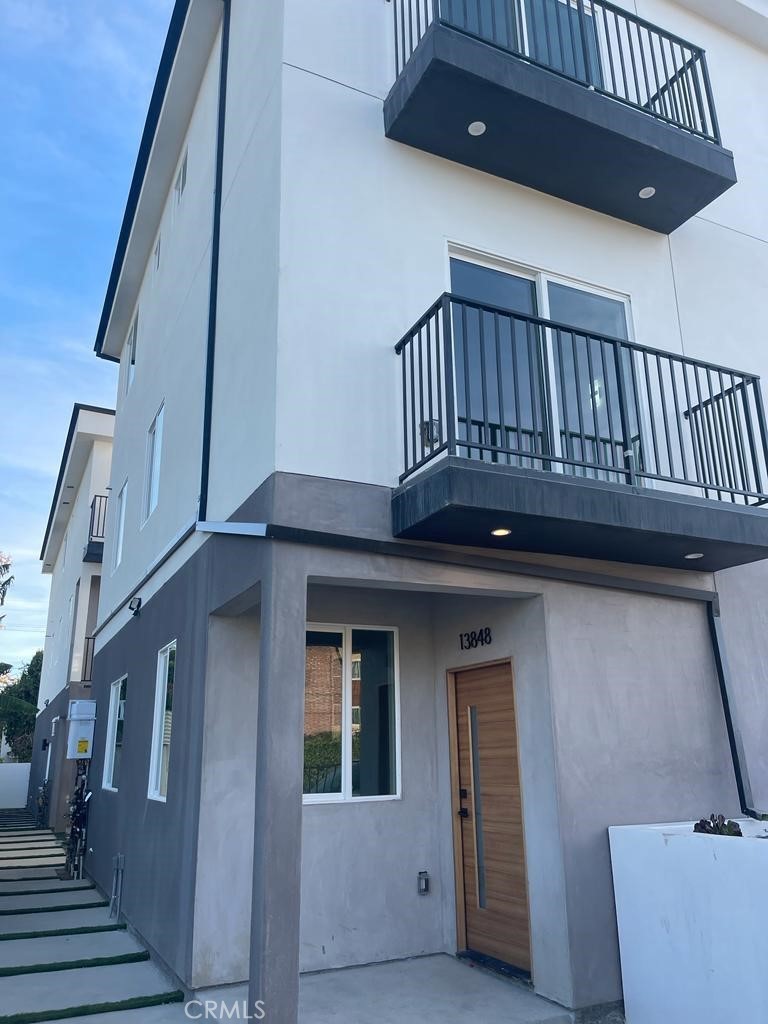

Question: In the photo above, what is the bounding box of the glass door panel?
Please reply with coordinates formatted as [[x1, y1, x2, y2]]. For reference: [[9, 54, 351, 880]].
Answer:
[[441, 0, 521, 51], [450, 259, 549, 467], [524, 0, 603, 86], [547, 282, 639, 480]]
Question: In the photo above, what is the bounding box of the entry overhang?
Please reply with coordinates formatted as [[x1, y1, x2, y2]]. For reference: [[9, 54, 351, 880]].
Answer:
[[384, 23, 737, 234], [391, 459, 768, 572]]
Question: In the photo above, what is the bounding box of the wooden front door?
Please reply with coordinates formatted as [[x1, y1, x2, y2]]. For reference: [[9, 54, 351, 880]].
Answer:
[[451, 661, 531, 972]]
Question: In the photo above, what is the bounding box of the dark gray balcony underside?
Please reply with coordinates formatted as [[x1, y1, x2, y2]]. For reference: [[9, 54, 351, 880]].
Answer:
[[392, 459, 768, 571], [83, 540, 104, 563], [384, 23, 737, 234]]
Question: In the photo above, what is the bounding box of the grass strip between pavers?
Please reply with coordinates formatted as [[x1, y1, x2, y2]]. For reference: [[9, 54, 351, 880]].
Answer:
[[0, 923, 125, 942], [0, 885, 93, 898], [0, 901, 108, 916], [0, 990, 185, 1024], [0, 950, 150, 977]]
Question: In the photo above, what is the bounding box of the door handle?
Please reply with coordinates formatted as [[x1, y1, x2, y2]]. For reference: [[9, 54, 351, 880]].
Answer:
[[458, 807, 469, 818]]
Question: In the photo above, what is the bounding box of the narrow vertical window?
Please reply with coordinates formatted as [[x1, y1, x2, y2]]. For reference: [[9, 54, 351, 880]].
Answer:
[[125, 315, 138, 392], [144, 404, 164, 522], [113, 482, 127, 570], [103, 677, 128, 791], [174, 150, 188, 206], [149, 641, 176, 800]]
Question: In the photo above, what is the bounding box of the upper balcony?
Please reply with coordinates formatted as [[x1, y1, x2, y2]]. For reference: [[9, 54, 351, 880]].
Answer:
[[83, 494, 108, 563], [393, 295, 768, 570], [384, 0, 737, 233]]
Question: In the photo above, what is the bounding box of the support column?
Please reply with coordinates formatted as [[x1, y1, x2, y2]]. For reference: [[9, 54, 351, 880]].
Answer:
[[248, 546, 307, 1023]]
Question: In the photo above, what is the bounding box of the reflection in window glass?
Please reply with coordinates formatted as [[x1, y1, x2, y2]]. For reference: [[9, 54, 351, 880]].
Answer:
[[150, 642, 175, 800], [103, 677, 127, 790], [351, 630, 396, 798], [304, 632, 343, 795]]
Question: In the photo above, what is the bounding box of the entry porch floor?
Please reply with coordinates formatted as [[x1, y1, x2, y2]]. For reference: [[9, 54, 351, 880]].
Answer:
[[299, 955, 574, 1023]]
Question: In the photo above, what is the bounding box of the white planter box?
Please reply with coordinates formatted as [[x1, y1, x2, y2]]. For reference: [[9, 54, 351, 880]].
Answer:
[[609, 820, 768, 1024]]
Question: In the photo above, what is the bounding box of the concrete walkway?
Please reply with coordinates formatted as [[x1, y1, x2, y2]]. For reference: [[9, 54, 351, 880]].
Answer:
[[0, 821, 184, 1023]]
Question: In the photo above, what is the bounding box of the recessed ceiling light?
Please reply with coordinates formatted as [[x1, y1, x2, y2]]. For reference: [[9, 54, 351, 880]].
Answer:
[[491, 528, 512, 537], [684, 552, 705, 560], [468, 121, 487, 137], [639, 186, 656, 200]]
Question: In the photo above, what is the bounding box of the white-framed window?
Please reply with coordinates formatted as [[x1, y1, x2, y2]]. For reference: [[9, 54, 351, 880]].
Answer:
[[143, 404, 164, 523], [102, 676, 128, 791], [113, 481, 127, 570], [447, 245, 634, 481], [174, 150, 188, 206], [125, 315, 138, 393], [153, 233, 161, 272], [148, 640, 176, 801], [303, 625, 400, 804]]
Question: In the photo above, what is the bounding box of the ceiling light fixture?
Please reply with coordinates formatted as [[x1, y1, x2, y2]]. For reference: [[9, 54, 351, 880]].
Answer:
[[639, 186, 656, 200], [468, 121, 487, 137], [684, 552, 705, 560], [491, 528, 512, 537]]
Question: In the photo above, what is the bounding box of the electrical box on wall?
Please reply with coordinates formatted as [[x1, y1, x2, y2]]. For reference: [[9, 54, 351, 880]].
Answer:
[[66, 700, 96, 760]]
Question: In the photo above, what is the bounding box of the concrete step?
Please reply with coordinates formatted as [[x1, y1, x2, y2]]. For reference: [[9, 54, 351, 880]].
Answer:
[[0, 855, 66, 870], [0, 879, 93, 896], [0, 850, 64, 863], [41, 1005, 195, 1024], [0, 867, 61, 881], [0, 960, 184, 1020], [0, 839, 62, 847], [0, 888, 101, 913], [0, 905, 115, 938], [0, 928, 145, 974], [0, 830, 53, 840]]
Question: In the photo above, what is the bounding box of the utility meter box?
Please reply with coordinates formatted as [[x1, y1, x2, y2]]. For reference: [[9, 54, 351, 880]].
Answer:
[[67, 700, 96, 759]]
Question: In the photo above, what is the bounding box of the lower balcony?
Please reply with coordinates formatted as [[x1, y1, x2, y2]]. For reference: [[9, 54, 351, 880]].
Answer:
[[384, 1, 737, 233], [393, 295, 768, 570]]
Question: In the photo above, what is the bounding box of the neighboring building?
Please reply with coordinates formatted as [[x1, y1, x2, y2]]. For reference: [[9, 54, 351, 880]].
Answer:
[[29, 405, 114, 831], [69, 1, 768, 1021]]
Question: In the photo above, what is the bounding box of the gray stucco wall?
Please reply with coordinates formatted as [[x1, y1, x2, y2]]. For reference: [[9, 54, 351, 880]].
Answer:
[[27, 687, 69, 820], [86, 542, 212, 986]]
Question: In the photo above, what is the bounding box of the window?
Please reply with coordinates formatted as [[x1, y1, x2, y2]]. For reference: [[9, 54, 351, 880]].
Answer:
[[125, 315, 138, 393], [149, 641, 176, 800], [449, 252, 633, 481], [304, 626, 399, 802], [103, 677, 128, 791], [143, 405, 164, 522], [113, 482, 127, 570], [153, 234, 161, 272], [174, 150, 188, 206]]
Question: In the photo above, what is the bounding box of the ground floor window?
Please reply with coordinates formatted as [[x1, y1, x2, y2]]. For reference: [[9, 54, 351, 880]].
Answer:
[[148, 641, 176, 801], [102, 676, 127, 791], [304, 626, 399, 802]]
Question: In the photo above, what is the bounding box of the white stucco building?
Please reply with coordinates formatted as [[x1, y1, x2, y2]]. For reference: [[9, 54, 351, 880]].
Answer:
[[31, 2, 768, 1021]]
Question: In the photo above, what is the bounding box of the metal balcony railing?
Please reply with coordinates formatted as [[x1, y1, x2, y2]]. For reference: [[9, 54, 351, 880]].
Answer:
[[396, 294, 768, 505], [81, 636, 95, 683], [393, 0, 721, 143], [89, 494, 108, 543]]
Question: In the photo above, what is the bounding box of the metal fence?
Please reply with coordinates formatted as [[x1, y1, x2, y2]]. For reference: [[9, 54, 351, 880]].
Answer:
[[393, 0, 720, 142], [396, 294, 768, 505]]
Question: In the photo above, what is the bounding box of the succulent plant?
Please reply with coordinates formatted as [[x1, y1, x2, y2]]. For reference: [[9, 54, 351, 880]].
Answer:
[[693, 814, 743, 837]]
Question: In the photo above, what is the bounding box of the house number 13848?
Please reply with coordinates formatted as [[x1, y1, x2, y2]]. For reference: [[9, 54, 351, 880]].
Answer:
[[459, 628, 492, 650]]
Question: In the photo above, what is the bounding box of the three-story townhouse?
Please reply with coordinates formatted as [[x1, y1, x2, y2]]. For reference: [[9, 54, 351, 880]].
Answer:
[[76, 2, 768, 1021], [31, 405, 114, 832]]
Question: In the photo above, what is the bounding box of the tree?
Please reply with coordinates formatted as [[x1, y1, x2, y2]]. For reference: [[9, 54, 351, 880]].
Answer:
[[0, 554, 13, 606], [0, 651, 42, 763]]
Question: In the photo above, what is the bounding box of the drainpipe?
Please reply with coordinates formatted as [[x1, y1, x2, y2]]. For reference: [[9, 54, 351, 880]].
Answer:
[[706, 600, 764, 820], [198, 0, 231, 524]]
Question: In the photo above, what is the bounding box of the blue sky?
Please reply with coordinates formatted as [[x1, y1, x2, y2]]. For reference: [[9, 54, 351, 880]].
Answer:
[[0, 0, 174, 672]]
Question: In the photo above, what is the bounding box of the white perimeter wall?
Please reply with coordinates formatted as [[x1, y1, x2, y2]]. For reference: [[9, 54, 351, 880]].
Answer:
[[0, 764, 31, 809]]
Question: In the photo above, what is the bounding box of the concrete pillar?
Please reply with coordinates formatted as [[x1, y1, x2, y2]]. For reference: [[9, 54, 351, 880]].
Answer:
[[248, 546, 307, 1023]]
